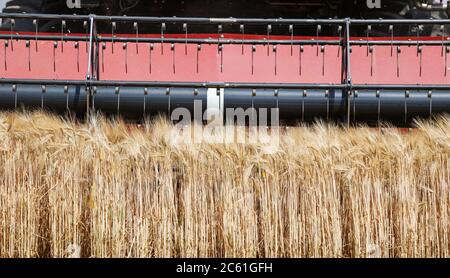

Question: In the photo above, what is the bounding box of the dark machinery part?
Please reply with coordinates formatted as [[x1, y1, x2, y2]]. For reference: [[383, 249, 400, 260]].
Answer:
[[2, 1, 448, 34], [0, 2, 449, 126]]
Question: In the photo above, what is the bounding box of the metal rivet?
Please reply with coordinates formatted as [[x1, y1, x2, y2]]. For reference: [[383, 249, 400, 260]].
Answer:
[[74, 42, 79, 48], [428, 90, 432, 98], [166, 88, 170, 95], [64, 85, 69, 94], [41, 85, 46, 93], [376, 90, 380, 98], [123, 43, 127, 49], [115, 87, 120, 95], [194, 89, 199, 96], [274, 89, 278, 97], [144, 88, 148, 95], [252, 89, 256, 97], [12, 84, 17, 92], [303, 90, 307, 97]]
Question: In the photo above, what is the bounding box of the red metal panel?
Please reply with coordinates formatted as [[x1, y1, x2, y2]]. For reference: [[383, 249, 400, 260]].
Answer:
[[99, 42, 342, 84], [0, 39, 88, 80], [2, 33, 447, 86], [351, 45, 450, 85]]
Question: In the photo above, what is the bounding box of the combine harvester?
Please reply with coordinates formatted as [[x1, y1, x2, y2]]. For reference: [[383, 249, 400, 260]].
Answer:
[[0, 0, 449, 126]]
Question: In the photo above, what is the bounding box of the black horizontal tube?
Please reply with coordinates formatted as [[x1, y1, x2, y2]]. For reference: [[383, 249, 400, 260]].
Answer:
[[352, 84, 450, 90], [0, 79, 345, 89], [0, 13, 345, 25], [0, 34, 89, 41], [0, 13, 90, 21], [98, 37, 342, 45], [2, 79, 450, 90], [350, 19, 450, 25], [92, 15, 346, 25], [350, 40, 450, 46]]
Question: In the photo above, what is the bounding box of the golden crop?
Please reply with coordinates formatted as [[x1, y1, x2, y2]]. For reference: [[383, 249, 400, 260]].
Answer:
[[0, 112, 448, 258]]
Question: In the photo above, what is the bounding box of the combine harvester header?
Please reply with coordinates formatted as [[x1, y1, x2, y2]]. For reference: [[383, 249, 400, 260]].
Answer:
[[0, 12, 449, 126]]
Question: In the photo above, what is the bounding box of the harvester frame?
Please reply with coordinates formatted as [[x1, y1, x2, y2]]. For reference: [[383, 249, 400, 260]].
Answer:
[[0, 12, 449, 126]]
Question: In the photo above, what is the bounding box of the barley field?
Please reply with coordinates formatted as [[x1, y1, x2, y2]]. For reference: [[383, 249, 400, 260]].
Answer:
[[0, 111, 449, 258]]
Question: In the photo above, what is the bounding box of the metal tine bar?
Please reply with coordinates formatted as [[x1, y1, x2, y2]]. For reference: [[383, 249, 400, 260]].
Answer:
[[337, 25, 342, 57], [161, 22, 166, 54], [111, 21, 116, 53], [33, 19, 38, 51], [267, 24, 271, 56], [218, 24, 222, 45], [389, 24, 394, 56], [83, 20, 88, 53], [133, 22, 139, 54], [10, 18, 14, 51], [183, 23, 188, 55], [289, 25, 294, 56], [441, 25, 445, 55], [61, 20, 66, 53], [26, 40, 30, 71], [3, 40, 7, 71], [416, 24, 423, 51], [240, 24, 245, 54], [316, 24, 321, 56], [446, 46, 450, 76]]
